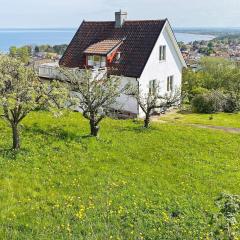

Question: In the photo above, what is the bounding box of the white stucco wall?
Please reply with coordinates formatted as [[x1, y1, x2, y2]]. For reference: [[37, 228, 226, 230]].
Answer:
[[138, 24, 184, 117], [114, 76, 138, 115], [71, 76, 138, 116]]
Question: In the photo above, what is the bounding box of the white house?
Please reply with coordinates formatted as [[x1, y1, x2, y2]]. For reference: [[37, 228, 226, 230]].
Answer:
[[49, 11, 186, 118]]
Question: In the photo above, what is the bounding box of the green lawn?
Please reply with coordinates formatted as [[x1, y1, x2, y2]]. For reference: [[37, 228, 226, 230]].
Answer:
[[0, 111, 240, 239], [161, 111, 240, 128]]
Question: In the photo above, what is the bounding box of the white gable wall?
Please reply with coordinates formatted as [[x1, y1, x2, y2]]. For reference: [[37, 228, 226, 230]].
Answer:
[[112, 76, 139, 115], [138, 23, 184, 117]]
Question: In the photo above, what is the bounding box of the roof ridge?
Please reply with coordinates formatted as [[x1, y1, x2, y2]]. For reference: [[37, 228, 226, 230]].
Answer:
[[83, 21, 114, 23], [125, 19, 166, 22], [83, 19, 167, 23]]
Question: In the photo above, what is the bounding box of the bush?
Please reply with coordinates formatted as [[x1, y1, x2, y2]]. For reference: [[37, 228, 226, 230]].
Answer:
[[222, 94, 239, 113], [191, 87, 209, 96], [191, 90, 225, 113]]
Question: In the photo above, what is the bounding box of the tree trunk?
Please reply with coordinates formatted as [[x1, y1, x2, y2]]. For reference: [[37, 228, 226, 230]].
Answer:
[[144, 112, 151, 128], [12, 123, 20, 150], [90, 120, 99, 137]]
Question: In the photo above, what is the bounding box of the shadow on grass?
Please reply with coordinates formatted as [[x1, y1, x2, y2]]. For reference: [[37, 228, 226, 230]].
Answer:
[[116, 125, 160, 133], [0, 148, 20, 160], [24, 123, 92, 142], [176, 109, 193, 115]]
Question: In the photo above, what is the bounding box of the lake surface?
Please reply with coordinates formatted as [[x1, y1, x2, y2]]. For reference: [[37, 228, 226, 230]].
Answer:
[[0, 28, 215, 52]]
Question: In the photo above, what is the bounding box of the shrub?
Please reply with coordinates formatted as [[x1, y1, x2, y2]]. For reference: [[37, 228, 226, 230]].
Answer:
[[209, 193, 240, 240], [222, 94, 239, 113], [191, 90, 225, 113], [191, 87, 209, 97]]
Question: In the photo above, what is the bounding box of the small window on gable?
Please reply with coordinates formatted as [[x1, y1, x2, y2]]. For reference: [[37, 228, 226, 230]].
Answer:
[[115, 52, 121, 62], [167, 75, 174, 91], [149, 79, 157, 95], [159, 45, 166, 61]]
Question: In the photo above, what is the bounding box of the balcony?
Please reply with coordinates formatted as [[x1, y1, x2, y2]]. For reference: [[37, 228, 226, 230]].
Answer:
[[38, 62, 107, 81], [38, 62, 62, 80]]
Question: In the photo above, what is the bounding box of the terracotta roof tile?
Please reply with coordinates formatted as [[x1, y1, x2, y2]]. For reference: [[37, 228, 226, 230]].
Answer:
[[60, 20, 167, 78], [84, 39, 123, 55]]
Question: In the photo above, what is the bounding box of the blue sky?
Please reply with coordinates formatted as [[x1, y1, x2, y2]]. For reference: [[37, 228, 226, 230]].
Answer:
[[0, 0, 239, 28]]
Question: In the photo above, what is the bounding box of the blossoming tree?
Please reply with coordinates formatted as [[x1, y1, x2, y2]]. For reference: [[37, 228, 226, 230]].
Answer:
[[0, 56, 68, 150]]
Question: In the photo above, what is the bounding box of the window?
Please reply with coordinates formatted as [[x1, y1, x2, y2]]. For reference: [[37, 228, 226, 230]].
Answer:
[[100, 56, 106, 67], [87, 55, 106, 68], [115, 52, 121, 62], [159, 45, 166, 61], [149, 79, 157, 95], [87, 55, 94, 66], [167, 76, 174, 91]]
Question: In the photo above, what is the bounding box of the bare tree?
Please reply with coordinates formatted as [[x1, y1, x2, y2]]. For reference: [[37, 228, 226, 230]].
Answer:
[[0, 56, 68, 150], [132, 84, 181, 128], [60, 68, 129, 136]]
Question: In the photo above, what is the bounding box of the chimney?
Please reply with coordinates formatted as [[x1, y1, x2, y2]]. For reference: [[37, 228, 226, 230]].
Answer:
[[115, 10, 127, 28]]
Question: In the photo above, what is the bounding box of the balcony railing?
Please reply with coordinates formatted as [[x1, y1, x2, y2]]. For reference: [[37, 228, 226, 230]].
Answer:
[[38, 65, 61, 79], [38, 64, 107, 81]]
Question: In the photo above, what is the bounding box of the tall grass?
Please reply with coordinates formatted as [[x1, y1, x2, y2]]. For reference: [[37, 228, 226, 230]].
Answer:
[[0, 111, 239, 239]]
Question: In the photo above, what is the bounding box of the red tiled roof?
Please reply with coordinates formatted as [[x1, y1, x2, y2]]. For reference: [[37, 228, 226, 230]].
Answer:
[[60, 19, 167, 78], [84, 39, 123, 55]]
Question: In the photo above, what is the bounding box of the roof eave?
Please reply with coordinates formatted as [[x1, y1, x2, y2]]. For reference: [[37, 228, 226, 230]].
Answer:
[[165, 19, 187, 68]]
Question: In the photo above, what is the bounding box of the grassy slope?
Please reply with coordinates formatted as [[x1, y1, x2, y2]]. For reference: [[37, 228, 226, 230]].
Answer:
[[161, 111, 240, 128], [0, 111, 240, 239]]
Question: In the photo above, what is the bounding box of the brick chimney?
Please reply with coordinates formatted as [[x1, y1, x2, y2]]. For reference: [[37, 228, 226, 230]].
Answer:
[[115, 10, 127, 28]]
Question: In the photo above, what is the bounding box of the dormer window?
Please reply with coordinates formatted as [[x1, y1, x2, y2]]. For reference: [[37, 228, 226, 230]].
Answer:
[[84, 39, 123, 68], [87, 55, 106, 68]]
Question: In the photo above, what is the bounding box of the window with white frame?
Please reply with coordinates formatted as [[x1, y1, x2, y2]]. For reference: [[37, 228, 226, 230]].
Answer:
[[87, 55, 106, 68], [116, 52, 121, 62], [149, 79, 157, 95], [167, 75, 174, 91], [159, 45, 166, 61]]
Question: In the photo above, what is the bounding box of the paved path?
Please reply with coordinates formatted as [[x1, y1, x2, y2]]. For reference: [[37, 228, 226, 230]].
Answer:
[[152, 116, 240, 134], [187, 124, 240, 134]]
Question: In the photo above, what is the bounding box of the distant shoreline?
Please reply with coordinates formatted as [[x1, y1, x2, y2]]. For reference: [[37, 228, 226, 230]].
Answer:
[[174, 28, 240, 37], [0, 29, 221, 52], [175, 31, 216, 37]]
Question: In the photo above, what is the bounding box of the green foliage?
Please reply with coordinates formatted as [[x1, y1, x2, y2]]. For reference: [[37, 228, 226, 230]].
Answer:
[[191, 90, 225, 113], [0, 111, 239, 239], [222, 95, 239, 113], [9, 46, 17, 57], [61, 68, 128, 136], [53, 44, 68, 55], [0, 56, 68, 149], [35, 44, 68, 55], [191, 87, 209, 96], [182, 68, 208, 102], [9, 46, 30, 64], [183, 57, 240, 111], [209, 193, 240, 240], [34, 46, 40, 53], [178, 41, 188, 51], [199, 47, 214, 56], [131, 82, 181, 128]]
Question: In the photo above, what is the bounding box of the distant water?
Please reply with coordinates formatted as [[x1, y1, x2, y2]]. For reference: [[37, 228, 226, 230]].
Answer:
[[0, 28, 215, 52], [176, 32, 215, 43]]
